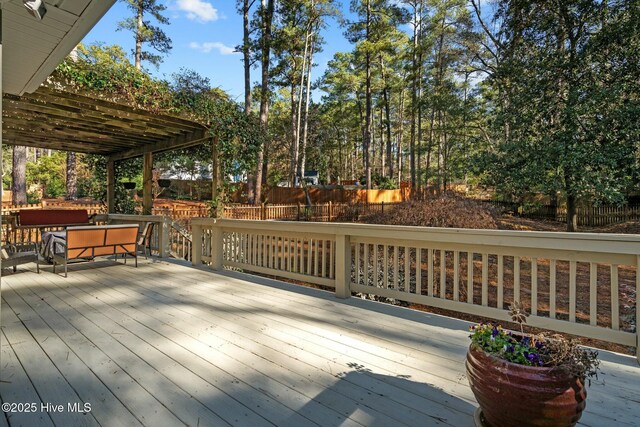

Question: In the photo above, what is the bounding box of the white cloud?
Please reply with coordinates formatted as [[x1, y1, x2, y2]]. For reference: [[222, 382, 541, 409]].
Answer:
[[189, 42, 238, 55], [176, 0, 218, 22]]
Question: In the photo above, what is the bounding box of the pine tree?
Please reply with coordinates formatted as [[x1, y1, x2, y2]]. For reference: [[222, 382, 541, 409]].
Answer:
[[117, 0, 172, 69]]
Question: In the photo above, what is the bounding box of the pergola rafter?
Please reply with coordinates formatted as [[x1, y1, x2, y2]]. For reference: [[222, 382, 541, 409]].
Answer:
[[2, 86, 214, 214]]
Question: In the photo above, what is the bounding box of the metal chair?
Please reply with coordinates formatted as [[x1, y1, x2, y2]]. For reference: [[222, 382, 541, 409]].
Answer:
[[138, 222, 154, 258], [1, 242, 39, 274]]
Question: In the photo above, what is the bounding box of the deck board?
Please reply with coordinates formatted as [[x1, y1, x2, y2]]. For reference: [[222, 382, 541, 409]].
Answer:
[[69, 262, 461, 426], [1, 258, 639, 427]]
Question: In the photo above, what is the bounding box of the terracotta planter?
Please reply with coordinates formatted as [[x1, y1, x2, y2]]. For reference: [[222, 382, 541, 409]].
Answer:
[[466, 345, 587, 427]]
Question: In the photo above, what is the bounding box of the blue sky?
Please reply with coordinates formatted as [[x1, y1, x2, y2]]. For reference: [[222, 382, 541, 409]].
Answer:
[[82, 0, 354, 103]]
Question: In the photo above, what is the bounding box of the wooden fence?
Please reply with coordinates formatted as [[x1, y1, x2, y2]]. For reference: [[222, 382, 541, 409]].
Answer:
[[232, 186, 410, 204], [482, 200, 640, 227], [223, 202, 398, 222], [1, 201, 106, 215], [192, 218, 640, 360]]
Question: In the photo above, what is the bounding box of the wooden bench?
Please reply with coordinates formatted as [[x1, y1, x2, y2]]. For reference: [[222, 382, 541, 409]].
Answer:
[[52, 224, 139, 277], [10, 209, 94, 245]]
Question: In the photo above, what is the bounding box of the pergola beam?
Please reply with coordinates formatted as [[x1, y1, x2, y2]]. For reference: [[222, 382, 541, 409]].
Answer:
[[107, 131, 210, 162]]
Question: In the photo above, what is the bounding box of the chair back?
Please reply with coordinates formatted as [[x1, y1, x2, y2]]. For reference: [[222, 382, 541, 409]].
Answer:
[[138, 222, 154, 246]]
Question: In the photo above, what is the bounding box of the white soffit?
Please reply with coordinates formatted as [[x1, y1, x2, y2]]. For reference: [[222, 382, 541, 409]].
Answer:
[[2, 0, 116, 95]]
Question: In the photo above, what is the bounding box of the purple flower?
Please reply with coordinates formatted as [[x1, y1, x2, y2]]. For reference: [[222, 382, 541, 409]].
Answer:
[[492, 327, 499, 337]]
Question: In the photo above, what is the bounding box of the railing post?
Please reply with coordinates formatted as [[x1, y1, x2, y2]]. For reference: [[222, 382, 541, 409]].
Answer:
[[159, 217, 170, 258], [335, 233, 351, 299], [192, 222, 203, 265], [211, 223, 223, 270], [261, 202, 266, 221], [328, 201, 333, 222]]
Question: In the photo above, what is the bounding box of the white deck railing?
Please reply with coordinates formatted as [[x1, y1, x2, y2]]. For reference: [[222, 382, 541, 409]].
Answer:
[[192, 218, 640, 359]]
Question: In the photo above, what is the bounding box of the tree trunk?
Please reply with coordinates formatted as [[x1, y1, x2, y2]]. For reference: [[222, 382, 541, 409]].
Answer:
[[364, 0, 372, 190], [409, 4, 418, 187], [12, 146, 27, 205], [381, 57, 393, 178], [300, 32, 316, 182], [290, 81, 299, 185], [397, 87, 405, 183], [65, 152, 77, 200], [242, 0, 252, 115], [135, 3, 143, 70], [254, 0, 275, 205], [295, 31, 311, 183], [566, 193, 578, 232]]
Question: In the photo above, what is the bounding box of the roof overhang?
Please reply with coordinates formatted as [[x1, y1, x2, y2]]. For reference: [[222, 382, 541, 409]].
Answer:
[[2, 0, 117, 95]]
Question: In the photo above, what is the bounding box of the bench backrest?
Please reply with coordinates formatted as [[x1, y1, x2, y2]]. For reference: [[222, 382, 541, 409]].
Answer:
[[19, 209, 89, 226], [66, 224, 138, 259]]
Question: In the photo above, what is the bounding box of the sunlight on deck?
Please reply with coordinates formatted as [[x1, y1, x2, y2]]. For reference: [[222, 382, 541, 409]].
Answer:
[[0, 258, 638, 426]]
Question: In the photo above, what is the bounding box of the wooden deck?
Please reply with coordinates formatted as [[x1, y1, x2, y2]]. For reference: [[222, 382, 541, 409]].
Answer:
[[0, 258, 638, 427]]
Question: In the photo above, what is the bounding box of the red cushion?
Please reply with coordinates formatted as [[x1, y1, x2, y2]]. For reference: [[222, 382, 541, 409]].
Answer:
[[19, 209, 89, 226]]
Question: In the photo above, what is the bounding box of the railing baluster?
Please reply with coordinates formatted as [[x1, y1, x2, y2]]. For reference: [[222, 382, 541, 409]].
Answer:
[[590, 263, 597, 326], [531, 257, 538, 315], [393, 245, 399, 290], [482, 253, 489, 307], [329, 240, 334, 279], [372, 244, 378, 286], [416, 248, 422, 296], [293, 238, 299, 273], [453, 251, 459, 301], [467, 252, 474, 304], [322, 240, 327, 278], [514, 256, 521, 303], [497, 255, 504, 309], [550, 259, 557, 318], [364, 243, 370, 286], [354, 242, 360, 286], [315, 239, 320, 277], [427, 248, 434, 296], [383, 244, 389, 289], [611, 264, 619, 330], [404, 247, 410, 293], [569, 261, 577, 322], [440, 250, 446, 298]]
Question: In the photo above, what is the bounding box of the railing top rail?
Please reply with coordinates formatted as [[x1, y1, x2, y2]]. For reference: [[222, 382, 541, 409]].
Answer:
[[108, 214, 168, 222], [192, 218, 640, 255]]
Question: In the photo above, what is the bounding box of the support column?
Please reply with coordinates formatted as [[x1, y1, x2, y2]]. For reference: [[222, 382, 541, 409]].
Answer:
[[106, 159, 115, 213], [143, 151, 153, 215]]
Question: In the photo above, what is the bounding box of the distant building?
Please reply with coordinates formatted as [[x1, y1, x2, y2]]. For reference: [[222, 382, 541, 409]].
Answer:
[[295, 170, 319, 187]]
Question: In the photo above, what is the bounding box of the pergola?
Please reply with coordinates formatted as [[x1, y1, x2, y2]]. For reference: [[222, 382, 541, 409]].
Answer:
[[0, 0, 222, 216], [3, 85, 214, 214]]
